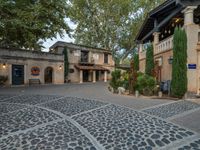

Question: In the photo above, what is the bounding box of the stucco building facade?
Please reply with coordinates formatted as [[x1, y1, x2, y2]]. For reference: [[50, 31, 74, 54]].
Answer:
[[0, 48, 64, 86], [136, 0, 200, 94], [49, 42, 115, 83]]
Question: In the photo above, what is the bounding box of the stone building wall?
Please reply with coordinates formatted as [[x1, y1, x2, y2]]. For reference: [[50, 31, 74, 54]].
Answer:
[[0, 48, 64, 86]]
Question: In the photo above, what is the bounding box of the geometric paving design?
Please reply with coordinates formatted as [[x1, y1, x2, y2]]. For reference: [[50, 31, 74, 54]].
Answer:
[[0, 95, 199, 150], [0, 94, 16, 101], [2, 95, 63, 105], [40, 97, 107, 116], [72, 104, 195, 150], [0, 107, 61, 138], [143, 101, 200, 119], [0, 103, 27, 114], [0, 120, 96, 150], [177, 138, 200, 150]]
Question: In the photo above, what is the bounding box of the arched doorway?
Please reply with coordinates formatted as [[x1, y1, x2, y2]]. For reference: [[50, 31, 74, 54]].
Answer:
[[44, 67, 53, 84]]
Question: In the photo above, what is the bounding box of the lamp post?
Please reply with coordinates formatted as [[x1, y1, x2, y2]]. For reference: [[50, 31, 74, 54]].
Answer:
[[168, 56, 173, 64]]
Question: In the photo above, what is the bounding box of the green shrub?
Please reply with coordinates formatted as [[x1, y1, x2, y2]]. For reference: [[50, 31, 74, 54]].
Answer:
[[121, 72, 129, 90], [109, 70, 122, 91], [0, 75, 8, 85], [136, 74, 156, 96]]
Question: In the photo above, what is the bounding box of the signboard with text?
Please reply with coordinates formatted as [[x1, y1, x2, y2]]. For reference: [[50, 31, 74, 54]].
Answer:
[[188, 64, 196, 69]]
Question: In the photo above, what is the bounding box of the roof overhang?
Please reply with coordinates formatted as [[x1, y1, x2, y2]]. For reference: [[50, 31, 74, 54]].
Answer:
[[135, 0, 200, 43]]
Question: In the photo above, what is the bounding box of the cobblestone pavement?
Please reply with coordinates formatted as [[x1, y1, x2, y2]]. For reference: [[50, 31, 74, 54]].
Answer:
[[1, 95, 63, 105], [143, 100, 200, 119], [177, 138, 200, 150], [0, 94, 200, 150]]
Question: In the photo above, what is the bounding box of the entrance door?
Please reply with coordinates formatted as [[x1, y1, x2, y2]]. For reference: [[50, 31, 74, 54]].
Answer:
[[96, 71, 99, 81], [83, 70, 89, 82], [12, 65, 24, 85], [45, 67, 53, 84]]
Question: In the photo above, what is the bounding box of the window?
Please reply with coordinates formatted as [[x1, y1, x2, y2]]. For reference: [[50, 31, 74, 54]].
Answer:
[[104, 53, 108, 64]]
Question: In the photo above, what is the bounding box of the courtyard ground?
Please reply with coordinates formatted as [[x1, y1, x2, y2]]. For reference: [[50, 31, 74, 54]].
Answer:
[[0, 82, 200, 149]]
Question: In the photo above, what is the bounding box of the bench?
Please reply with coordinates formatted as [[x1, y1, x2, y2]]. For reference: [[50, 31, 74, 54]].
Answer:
[[29, 79, 41, 85]]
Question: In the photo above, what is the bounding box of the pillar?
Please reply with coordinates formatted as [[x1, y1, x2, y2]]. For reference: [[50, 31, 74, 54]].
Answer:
[[139, 44, 143, 53], [93, 70, 96, 83], [182, 6, 198, 93], [104, 71, 107, 82], [80, 70, 83, 83], [182, 6, 197, 26], [153, 32, 160, 54]]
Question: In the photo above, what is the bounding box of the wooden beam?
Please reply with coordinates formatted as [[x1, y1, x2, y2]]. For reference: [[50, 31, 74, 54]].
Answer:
[[141, 6, 183, 42]]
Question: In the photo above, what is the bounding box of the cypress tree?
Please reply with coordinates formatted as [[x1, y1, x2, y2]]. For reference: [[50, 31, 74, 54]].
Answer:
[[145, 43, 154, 76], [133, 53, 139, 71], [171, 27, 187, 98], [63, 47, 69, 82]]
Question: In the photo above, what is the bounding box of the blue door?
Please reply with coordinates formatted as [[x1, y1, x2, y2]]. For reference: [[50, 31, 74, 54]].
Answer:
[[12, 65, 24, 85]]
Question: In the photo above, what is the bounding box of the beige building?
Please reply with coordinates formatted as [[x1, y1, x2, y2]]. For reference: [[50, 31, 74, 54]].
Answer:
[[0, 48, 64, 86], [49, 42, 115, 83], [136, 0, 200, 94]]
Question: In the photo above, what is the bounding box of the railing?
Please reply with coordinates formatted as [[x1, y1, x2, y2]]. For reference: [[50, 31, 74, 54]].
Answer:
[[79, 57, 94, 65], [155, 35, 173, 54]]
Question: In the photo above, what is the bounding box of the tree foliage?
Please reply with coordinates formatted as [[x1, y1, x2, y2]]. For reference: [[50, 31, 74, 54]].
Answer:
[[0, 0, 70, 49], [145, 43, 154, 76], [69, 0, 165, 62], [171, 27, 187, 98]]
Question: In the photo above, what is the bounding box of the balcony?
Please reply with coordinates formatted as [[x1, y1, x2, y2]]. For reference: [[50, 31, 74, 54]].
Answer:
[[155, 35, 173, 54], [79, 57, 94, 65]]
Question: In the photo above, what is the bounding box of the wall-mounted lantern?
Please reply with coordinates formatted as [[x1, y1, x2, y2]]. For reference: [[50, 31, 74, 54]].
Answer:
[[59, 65, 62, 70], [168, 56, 173, 64], [2, 63, 6, 69]]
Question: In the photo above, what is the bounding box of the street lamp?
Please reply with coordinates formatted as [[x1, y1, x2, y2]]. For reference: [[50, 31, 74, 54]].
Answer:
[[168, 56, 173, 64]]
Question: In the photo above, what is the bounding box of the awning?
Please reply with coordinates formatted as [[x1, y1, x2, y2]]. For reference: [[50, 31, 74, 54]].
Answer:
[[75, 64, 109, 71]]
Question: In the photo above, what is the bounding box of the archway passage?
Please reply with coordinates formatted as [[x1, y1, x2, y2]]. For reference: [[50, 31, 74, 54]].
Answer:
[[44, 67, 53, 84]]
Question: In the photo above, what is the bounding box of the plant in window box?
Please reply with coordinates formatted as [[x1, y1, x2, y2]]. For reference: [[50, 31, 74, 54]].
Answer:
[[0, 75, 8, 85]]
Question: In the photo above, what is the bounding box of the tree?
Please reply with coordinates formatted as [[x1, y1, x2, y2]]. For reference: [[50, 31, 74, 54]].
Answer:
[[133, 53, 139, 71], [145, 43, 154, 76], [69, 0, 165, 63], [0, 0, 70, 49], [171, 27, 187, 98], [63, 47, 69, 82]]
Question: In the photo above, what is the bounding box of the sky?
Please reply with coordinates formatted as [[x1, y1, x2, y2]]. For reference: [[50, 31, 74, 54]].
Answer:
[[42, 18, 76, 52]]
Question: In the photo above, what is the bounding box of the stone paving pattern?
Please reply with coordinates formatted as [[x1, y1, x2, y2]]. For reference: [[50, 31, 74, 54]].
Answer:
[[73, 104, 195, 149], [178, 138, 200, 150], [40, 97, 107, 116], [0, 94, 200, 149], [143, 101, 200, 119], [2, 95, 63, 105], [0, 120, 96, 150], [0, 107, 61, 138], [0, 103, 27, 114], [0, 94, 16, 101]]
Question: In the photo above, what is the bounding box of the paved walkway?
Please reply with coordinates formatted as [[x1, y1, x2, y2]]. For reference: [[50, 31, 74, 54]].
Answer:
[[0, 83, 200, 149], [0, 82, 172, 110]]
